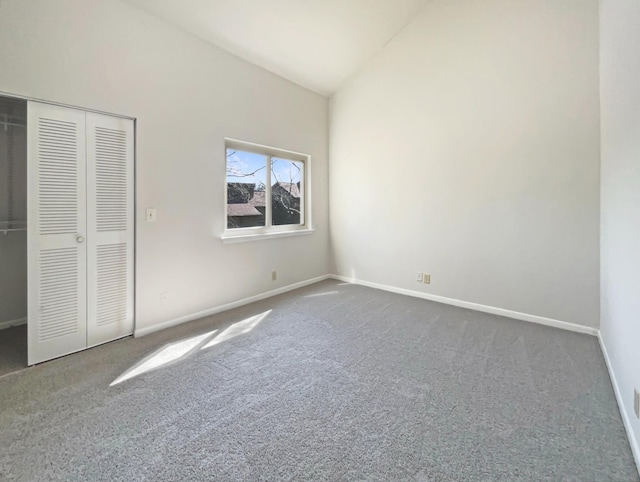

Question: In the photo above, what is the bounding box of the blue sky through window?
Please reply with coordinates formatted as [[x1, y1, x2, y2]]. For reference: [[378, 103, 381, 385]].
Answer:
[[226, 149, 301, 189], [226, 149, 267, 189], [272, 157, 302, 186]]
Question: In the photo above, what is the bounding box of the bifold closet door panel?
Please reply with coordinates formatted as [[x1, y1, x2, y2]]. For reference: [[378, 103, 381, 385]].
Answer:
[[27, 102, 88, 366], [86, 113, 134, 346]]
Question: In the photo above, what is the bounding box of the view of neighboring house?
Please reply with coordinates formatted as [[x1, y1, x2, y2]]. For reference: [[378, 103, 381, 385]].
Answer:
[[227, 182, 300, 228], [226, 183, 265, 228], [271, 182, 301, 226]]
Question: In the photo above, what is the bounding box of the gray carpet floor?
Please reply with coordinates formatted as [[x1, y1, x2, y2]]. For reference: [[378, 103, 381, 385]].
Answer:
[[0, 280, 637, 481]]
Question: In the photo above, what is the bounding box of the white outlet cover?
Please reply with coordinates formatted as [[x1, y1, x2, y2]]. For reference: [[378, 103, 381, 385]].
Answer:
[[416, 272, 423, 282]]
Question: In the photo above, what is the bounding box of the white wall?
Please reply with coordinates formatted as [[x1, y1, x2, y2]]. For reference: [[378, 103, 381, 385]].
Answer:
[[600, 0, 640, 466], [329, 0, 600, 327], [0, 0, 329, 333]]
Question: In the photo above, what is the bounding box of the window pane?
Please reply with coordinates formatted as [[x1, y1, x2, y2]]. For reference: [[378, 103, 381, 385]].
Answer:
[[271, 158, 303, 226], [226, 149, 267, 229]]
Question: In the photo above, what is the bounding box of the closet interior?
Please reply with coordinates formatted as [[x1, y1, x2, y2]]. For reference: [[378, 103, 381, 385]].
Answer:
[[0, 95, 28, 374]]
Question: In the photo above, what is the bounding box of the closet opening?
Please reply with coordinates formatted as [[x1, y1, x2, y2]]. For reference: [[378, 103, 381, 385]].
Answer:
[[0, 95, 28, 376], [0, 94, 135, 371]]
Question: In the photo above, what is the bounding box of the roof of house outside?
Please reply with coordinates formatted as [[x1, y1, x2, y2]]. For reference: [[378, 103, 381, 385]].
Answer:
[[226, 182, 300, 217], [273, 182, 301, 198], [250, 190, 265, 208], [227, 204, 262, 217]]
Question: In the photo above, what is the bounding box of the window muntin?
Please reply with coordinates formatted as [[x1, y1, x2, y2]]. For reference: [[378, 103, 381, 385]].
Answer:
[[224, 140, 309, 237]]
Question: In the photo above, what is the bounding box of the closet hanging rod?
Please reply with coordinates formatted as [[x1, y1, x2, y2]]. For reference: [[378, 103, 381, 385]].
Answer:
[[0, 120, 25, 128], [1, 227, 27, 235], [0, 220, 27, 235]]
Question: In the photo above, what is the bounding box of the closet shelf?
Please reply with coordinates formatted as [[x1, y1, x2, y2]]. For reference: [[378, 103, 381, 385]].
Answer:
[[0, 220, 27, 235]]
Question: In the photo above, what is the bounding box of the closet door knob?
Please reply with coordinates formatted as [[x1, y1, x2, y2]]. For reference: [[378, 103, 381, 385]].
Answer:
[[76, 235, 85, 243]]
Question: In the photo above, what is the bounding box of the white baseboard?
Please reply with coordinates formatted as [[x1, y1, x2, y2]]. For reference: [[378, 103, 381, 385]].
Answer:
[[598, 333, 640, 477], [134, 274, 331, 338], [329, 274, 598, 336], [0, 317, 27, 331]]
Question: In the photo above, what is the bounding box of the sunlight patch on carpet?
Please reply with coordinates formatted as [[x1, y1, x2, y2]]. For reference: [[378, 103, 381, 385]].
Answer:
[[110, 330, 218, 386], [304, 291, 339, 298], [202, 310, 271, 350]]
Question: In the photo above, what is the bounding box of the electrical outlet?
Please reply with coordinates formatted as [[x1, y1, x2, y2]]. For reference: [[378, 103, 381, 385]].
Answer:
[[423, 274, 431, 284], [272, 270, 277, 281], [416, 272, 423, 282], [634, 389, 639, 419], [160, 291, 168, 303]]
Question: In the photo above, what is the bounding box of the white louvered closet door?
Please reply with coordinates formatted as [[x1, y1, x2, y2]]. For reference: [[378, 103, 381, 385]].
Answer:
[[28, 102, 88, 365], [86, 113, 134, 347]]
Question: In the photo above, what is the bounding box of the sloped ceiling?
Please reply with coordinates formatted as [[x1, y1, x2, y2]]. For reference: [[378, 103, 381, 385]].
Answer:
[[122, 0, 430, 96]]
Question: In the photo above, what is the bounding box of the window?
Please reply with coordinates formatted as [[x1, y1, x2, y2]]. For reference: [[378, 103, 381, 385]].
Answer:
[[223, 139, 311, 242]]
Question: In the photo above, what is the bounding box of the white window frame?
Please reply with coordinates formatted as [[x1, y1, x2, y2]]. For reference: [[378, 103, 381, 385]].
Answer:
[[222, 138, 313, 243]]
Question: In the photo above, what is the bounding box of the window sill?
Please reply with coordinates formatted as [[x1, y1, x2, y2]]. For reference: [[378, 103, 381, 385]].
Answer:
[[221, 228, 314, 244]]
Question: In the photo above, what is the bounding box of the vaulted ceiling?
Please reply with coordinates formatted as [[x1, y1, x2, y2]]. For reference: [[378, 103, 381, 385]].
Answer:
[[122, 0, 430, 96]]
